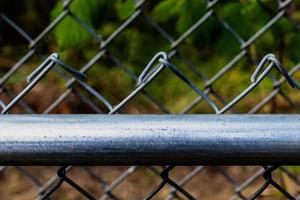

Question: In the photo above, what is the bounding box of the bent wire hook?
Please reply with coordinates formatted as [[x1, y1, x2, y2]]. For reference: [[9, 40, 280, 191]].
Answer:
[[251, 54, 300, 89], [109, 52, 169, 114], [218, 54, 300, 114], [1, 53, 86, 114], [158, 55, 219, 113], [111, 51, 220, 113]]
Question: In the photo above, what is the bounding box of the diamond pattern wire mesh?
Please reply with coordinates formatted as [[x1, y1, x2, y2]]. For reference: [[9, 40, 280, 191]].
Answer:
[[1, 0, 300, 199]]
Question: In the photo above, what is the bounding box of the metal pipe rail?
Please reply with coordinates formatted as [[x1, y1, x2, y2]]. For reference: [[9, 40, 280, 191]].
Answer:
[[0, 115, 299, 165]]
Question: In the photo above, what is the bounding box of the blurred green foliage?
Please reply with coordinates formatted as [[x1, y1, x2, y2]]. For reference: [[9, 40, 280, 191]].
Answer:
[[50, 0, 300, 62], [1, 0, 300, 114], [49, 0, 300, 113]]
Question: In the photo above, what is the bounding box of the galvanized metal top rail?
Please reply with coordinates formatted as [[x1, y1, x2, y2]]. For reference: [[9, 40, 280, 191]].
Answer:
[[0, 114, 299, 165]]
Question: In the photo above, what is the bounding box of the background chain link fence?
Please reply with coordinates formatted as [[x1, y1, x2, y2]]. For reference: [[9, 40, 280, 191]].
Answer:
[[1, 0, 300, 199]]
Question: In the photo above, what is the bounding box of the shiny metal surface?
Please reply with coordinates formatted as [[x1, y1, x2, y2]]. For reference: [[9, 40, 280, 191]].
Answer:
[[0, 115, 299, 165]]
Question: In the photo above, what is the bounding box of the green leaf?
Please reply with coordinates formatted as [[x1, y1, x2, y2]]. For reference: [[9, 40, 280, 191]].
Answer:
[[152, 0, 184, 23], [115, 0, 135, 20], [218, 3, 252, 39], [176, 0, 217, 47], [176, 0, 206, 34], [51, 0, 108, 50], [214, 31, 240, 56]]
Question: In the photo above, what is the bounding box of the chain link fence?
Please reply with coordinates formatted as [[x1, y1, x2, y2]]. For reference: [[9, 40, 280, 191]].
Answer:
[[1, 0, 300, 199]]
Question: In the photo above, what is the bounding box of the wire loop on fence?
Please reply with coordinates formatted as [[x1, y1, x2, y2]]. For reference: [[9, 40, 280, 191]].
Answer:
[[1, 53, 86, 114], [251, 54, 300, 89]]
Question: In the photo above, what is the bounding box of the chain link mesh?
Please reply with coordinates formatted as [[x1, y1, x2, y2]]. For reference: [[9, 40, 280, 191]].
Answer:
[[1, 0, 300, 199]]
